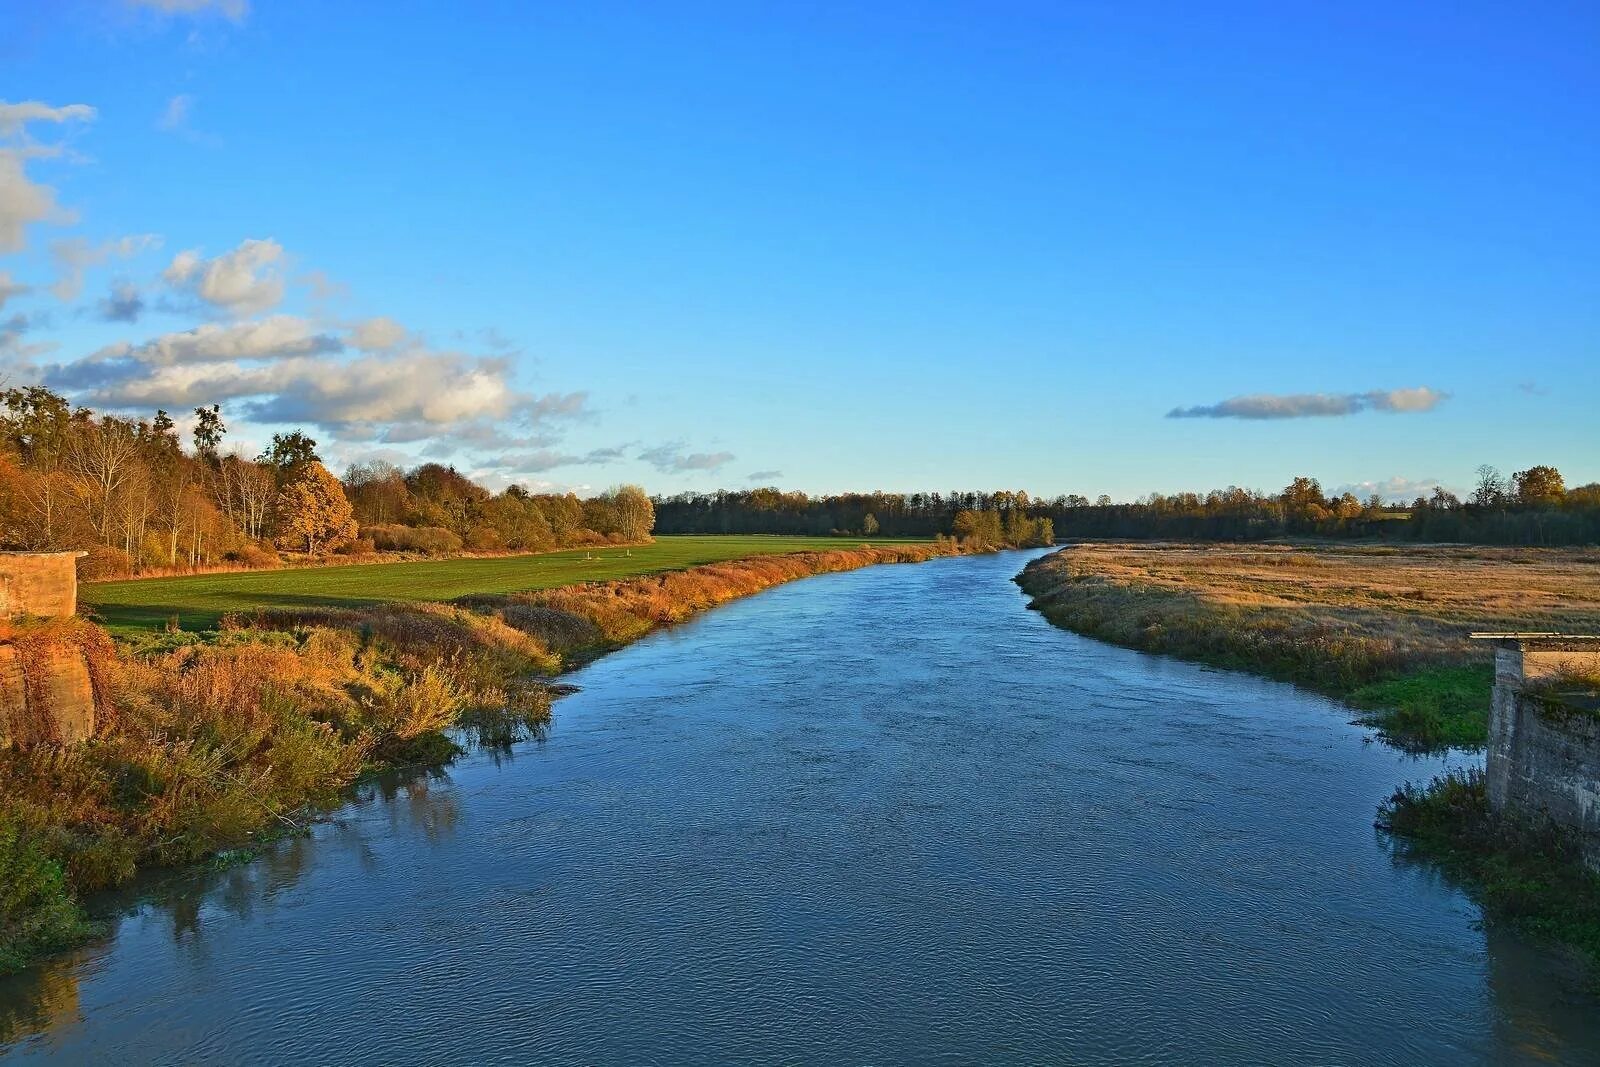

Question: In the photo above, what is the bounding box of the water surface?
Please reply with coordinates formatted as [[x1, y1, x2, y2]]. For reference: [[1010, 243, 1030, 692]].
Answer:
[[3, 550, 1596, 1064]]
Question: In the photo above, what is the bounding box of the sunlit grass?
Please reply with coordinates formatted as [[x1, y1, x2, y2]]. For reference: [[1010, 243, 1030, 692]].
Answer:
[[81, 535, 927, 635]]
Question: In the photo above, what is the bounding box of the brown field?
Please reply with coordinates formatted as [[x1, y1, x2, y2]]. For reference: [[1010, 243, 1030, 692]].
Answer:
[[1033, 541, 1600, 656], [1016, 541, 1600, 749]]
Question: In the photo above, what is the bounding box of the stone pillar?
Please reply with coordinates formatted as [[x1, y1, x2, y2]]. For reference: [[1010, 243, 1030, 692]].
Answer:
[[1479, 635, 1600, 871]]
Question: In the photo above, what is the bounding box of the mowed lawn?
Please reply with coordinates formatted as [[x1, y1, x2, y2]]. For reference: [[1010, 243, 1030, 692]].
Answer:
[[82, 535, 925, 635]]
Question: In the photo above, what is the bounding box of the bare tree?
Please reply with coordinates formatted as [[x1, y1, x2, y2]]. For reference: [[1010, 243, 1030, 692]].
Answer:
[[66, 418, 144, 545]]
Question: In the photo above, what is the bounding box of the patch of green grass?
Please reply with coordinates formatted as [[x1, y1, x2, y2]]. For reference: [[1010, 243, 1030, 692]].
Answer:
[[1379, 770, 1600, 986], [1349, 664, 1493, 750], [0, 820, 100, 976], [81, 535, 925, 636]]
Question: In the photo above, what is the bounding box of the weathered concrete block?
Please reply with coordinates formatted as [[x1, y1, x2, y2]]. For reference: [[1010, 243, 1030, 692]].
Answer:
[[33, 650, 95, 744], [0, 638, 98, 747], [1481, 636, 1600, 871], [0, 551, 84, 620]]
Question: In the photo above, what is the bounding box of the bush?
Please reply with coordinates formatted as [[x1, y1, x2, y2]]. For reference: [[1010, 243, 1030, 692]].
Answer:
[[464, 526, 503, 551], [1379, 770, 1600, 977], [364, 524, 464, 555], [335, 537, 377, 557], [76, 546, 132, 582], [226, 544, 283, 569], [0, 818, 96, 975]]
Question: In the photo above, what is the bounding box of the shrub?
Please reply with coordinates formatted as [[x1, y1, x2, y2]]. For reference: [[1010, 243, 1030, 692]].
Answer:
[[0, 818, 96, 975], [226, 544, 282, 569], [1379, 769, 1600, 976], [335, 537, 377, 557], [76, 546, 132, 582], [464, 526, 503, 551], [364, 524, 464, 556]]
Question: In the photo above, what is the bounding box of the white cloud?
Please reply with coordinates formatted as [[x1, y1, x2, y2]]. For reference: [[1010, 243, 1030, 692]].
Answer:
[[98, 282, 145, 323], [747, 469, 783, 482], [0, 102, 97, 138], [83, 315, 343, 367], [50, 233, 161, 300], [1334, 476, 1455, 504], [1167, 387, 1449, 420], [350, 316, 407, 351], [129, 0, 249, 20], [0, 312, 56, 371], [157, 94, 193, 132], [0, 100, 98, 254], [0, 273, 28, 311], [164, 238, 285, 315], [639, 443, 735, 472], [53, 331, 585, 449], [479, 447, 626, 475]]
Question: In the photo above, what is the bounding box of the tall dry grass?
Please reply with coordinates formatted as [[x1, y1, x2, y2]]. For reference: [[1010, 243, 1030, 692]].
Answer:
[[1016, 541, 1600, 748]]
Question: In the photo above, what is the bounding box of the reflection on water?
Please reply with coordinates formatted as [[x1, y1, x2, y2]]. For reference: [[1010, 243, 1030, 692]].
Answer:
[[0, 766, 450, 1047], [1, 550, 1595, 1065]]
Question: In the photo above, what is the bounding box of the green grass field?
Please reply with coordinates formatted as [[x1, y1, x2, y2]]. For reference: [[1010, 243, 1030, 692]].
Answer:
[[81, 535, 925, 635]]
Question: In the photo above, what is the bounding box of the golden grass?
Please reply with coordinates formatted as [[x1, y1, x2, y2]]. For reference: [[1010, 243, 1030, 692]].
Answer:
[[1024, 541, 1600, 667], [1017, 542, 1600, 750]]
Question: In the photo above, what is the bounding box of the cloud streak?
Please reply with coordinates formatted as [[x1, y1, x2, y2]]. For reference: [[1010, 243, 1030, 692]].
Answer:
[[639, 443, 735, 473], [1167, 387, 1448, 420], [130, 0, 249, 21]]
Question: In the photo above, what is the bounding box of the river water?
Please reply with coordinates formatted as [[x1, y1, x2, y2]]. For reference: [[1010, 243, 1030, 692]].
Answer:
[[2, 549, 1596, 1065]]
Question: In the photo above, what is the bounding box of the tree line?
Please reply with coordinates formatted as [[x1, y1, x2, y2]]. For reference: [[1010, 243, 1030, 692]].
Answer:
[[655, 466, 1600, 546], [0, 386, 655, 576]]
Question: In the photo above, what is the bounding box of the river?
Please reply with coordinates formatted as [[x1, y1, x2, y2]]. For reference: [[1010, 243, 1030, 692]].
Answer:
[[2, 549, 1596, 1064]]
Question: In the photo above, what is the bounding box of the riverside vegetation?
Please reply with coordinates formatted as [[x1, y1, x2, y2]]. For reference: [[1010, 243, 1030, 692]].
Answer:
[[1, 538, 1009, 974], [1015, 541, 1600, 750], [1017, 540, 1600, 980]]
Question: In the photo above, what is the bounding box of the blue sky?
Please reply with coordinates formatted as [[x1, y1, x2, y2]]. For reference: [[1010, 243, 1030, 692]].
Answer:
[[1, 0, 1595, 500]]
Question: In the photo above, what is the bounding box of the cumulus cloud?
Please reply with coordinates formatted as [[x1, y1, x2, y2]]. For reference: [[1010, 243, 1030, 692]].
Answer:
[[50, 234, 161, 300], [0, 100, 97, 253], [80, 315, 343, 369], [350, 316, 407, 352], [301, 270, 349, 302], [747, 470, 784, 482], [129, 0, 249, 20], [0, 273, 28, 311], [0, 101, 97, 137], [0, 312, 56, 370], [164, 238, 285, 315], [1166, 387, 1448, 420], [639, 443, 735, 473], [1335, 476, 1454, 503], [97, 282, 145, 323]]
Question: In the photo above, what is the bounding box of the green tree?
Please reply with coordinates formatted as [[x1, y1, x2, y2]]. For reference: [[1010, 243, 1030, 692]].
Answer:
[[258, 430, 320, 482], [272, 461, 357, 554], [192, 404, 225, 462]]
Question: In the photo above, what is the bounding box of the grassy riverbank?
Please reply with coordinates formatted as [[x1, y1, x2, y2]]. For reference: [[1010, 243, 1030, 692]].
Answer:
[[1380, 770, 1600, 984], [81, 535, 928, 635], [1015, 541, 1600, 750], [2, 540, 956, 975]]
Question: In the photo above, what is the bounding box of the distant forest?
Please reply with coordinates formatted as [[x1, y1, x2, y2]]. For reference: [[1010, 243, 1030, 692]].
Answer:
[[655, 468, 1600, 546]]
